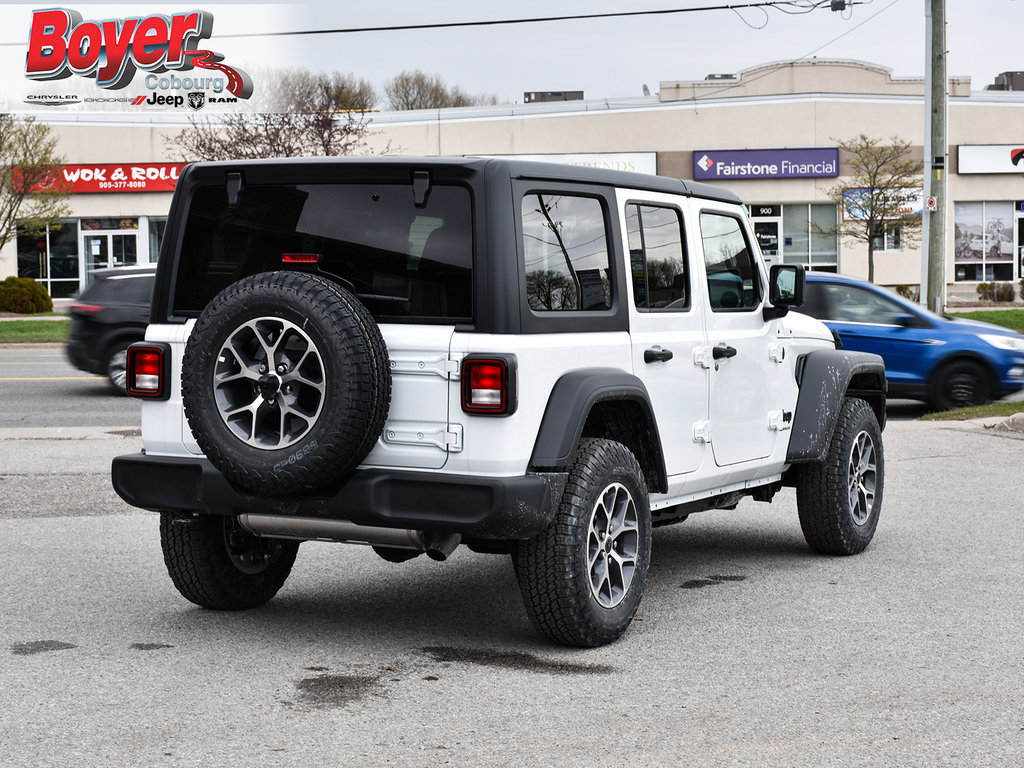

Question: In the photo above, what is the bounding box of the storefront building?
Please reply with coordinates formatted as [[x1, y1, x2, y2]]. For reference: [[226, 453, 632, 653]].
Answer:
[[8, 153, 185, 298], [3, 59, 1023, 301]]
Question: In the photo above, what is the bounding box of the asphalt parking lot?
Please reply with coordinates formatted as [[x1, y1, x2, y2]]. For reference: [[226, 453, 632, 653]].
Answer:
[[1, 345, 1022, 766]]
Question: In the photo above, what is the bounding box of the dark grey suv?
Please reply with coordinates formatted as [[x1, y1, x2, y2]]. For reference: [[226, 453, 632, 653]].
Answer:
[[66, 265, 156, 392]]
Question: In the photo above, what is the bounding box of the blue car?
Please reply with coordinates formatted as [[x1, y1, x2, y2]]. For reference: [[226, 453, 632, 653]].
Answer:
[[801, 273, 1024, 410]]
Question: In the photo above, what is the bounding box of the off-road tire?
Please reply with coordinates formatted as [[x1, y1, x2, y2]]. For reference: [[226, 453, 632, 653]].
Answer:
[[513, 438, 652, 647], [796, 397, 883, 555], [159, 513, 299, 610], [181, 271, 391, 495]]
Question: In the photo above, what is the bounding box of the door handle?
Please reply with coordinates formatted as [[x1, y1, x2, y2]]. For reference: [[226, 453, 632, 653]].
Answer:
[[644, 347, 674, 364], [712, 344, 738, 360]]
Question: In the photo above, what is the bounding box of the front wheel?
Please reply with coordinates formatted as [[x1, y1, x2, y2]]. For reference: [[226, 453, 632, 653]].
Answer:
[[931, 361, 990, 411], [105, 341, 131, 394], [159, 513, 299, 609], [513, 439, 652, 647], [796, 397, 883, 555]]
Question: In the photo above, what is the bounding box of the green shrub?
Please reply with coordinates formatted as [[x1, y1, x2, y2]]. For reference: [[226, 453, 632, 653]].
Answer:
[[976, 282, 1017, 302], [894, 284, 918, 300], [994, 282, 1016, 302], [0, 276, 53, 314]]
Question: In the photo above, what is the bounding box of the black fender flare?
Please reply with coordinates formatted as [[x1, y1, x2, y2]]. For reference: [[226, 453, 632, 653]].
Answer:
[[529, 368, 668, 492], [787, 349, 887, 464]]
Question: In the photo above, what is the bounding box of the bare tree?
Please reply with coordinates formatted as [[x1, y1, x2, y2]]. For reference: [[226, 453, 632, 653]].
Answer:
[[823, 135, 924, 283], [165, 69, 377, 160], [0, 115, 71, 252], [250, 67, 377, 113], [384, 70, 498, 110]]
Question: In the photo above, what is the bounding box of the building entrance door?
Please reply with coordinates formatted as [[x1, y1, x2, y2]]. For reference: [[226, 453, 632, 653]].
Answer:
[[750, 204, 782, 266], [83, 232, 138, 284]]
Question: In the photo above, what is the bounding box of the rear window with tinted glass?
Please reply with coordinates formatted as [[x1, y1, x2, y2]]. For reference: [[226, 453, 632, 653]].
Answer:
[[173, 183, 473, 321]]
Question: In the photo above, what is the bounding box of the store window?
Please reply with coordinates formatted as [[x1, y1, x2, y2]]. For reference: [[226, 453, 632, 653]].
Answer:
[[148, 217, 168, 260], [782, 203, 838, 272], [16, 219, 80, 299], [954, 202, 1013, 282], [871, 226, 902, 252]]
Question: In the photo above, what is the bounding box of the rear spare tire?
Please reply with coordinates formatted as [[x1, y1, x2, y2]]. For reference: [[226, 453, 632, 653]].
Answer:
[[182, 271, 391, 495]]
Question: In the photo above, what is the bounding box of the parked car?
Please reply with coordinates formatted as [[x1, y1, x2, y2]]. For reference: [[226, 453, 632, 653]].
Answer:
[[801, 272, 1024, 410], [66, 265, 155, 392]]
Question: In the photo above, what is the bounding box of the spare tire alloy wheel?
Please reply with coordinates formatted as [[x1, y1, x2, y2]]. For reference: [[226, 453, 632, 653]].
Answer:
[[214, 317, 326, 450], [182, 272, 391, 496]]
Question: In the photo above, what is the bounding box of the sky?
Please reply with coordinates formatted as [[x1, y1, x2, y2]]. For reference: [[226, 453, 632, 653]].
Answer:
[[2, 0, 1023, 110]]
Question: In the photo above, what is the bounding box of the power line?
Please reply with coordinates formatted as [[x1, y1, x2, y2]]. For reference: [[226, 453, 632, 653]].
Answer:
[[220, 2, 849, 39], [0, 2, 858, 46]]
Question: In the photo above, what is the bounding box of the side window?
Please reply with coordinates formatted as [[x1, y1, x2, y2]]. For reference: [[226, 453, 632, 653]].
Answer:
[[699, 212, 761, 311], [625, 203, 688, 311], [522, 193, 611, 312], [819, 283, 908, 325]]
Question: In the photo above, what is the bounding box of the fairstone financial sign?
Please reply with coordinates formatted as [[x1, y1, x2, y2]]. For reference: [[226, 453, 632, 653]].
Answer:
[[693, 148, 839, 181]]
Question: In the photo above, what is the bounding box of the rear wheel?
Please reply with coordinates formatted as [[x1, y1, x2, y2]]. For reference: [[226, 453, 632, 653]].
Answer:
[[796, 397, 883, 555], [159, 513, 299, 609], [513, 439, 652, 647]]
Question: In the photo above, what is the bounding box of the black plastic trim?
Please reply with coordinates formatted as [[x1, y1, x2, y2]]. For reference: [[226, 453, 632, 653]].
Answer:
[[786, 349, 887, 463], [111, 452, 558, 540], [529, 368, 668, 491]]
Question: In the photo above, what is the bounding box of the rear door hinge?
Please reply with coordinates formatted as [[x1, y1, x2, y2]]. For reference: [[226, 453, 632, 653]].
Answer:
[[384, 424, 463, 452], [693, 346, 714, 370], [768, 342, 786, 363], [693, 421, 712, 443], [389, 355, 460, 379]]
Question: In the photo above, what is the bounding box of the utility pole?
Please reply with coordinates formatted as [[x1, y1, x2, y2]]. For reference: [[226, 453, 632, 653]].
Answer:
[[921, 0, 947, 314]]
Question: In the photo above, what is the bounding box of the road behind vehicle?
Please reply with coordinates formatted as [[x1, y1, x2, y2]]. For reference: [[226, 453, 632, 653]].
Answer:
[[801, 273, 1024, 410], [66, 265, 156, 392], [112, 157, 887, 647]]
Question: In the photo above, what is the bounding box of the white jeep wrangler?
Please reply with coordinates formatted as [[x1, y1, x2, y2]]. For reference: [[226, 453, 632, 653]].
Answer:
[[113, 157, 887, 647]]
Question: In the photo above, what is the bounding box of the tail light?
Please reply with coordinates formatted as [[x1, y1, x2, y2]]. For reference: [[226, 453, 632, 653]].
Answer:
[[282, 253, 320, 264], [461, 355, 517, 416], [126, 342, 171, 399], [68, 302, 103, 313]]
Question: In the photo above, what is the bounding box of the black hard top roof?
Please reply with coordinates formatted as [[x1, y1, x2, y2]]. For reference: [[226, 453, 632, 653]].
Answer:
[[184, 155, 743, 205]]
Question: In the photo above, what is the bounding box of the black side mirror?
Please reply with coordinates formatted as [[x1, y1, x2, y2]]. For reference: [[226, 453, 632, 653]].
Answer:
[[764, 264, 805, 320], [896, 313, 921, 328]]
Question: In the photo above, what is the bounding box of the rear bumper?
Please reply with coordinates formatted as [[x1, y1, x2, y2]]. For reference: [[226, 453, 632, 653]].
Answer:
[[111, 452, 560, 541]]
